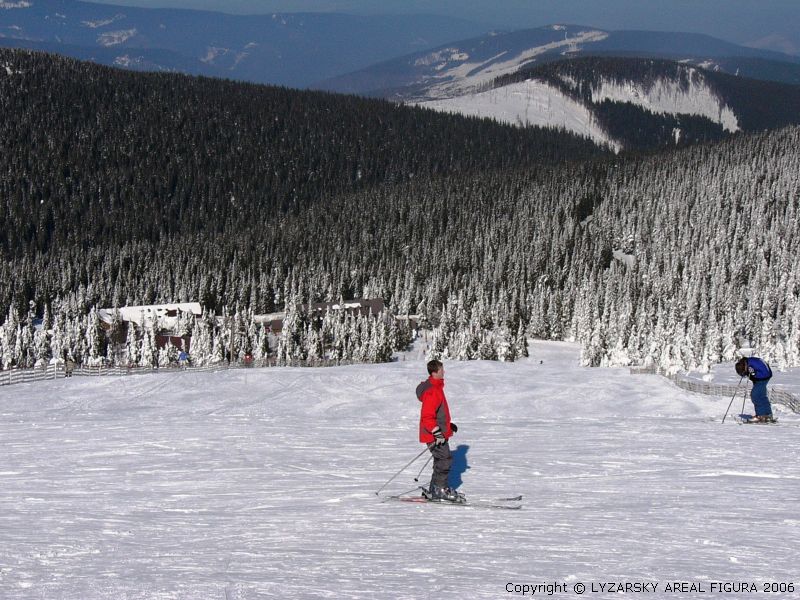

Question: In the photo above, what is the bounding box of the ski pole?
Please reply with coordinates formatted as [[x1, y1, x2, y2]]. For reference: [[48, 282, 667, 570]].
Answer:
[[721, 375, 745, 424], [375, 447, 429, 496], [413, 454, 434, 482], [740, 386, 748, 417]]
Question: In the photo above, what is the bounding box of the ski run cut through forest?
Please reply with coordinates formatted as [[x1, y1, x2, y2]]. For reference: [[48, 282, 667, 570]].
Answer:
[[1, 342, 800, 599]]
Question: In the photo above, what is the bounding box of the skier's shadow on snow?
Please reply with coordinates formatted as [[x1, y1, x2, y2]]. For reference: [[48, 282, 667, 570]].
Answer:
[[449, 444, 470, 490]]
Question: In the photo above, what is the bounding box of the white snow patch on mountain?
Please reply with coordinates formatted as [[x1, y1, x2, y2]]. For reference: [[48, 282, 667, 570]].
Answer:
[[232, 51, 249, 68], [200, 46, 231, 64], [113, 55, 142, 68], [82, 14, 125, 29], [414, 47, 470, 68], [696, 59, 722, 72], [417, 80, 620, 151], [97, 28, 137, 47], [590, 75, 740, 132], [0, 1, 32, 8]]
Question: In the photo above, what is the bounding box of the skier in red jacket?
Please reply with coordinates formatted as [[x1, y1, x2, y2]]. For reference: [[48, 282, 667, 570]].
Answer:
[[416, 359, 463, 502]]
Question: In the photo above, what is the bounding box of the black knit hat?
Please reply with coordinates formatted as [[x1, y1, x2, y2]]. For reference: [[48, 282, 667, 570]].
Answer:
[[735, 357, 747, 377]]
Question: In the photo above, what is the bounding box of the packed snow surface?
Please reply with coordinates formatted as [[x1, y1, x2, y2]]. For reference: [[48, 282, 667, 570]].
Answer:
[[2, 342, 799, 598]]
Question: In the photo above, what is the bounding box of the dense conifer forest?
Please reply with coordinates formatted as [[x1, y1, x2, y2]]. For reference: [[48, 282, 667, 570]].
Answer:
[[0, 49, 602, 259], [1, 48, 799, 371]]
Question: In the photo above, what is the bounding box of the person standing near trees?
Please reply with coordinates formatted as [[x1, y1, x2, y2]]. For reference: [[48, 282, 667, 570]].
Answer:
[[735, 356, 774, 422], [416, 359, 463, 502]]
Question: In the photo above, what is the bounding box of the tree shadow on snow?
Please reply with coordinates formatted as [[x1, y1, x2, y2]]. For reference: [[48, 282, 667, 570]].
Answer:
[[449, 444, 470, 490]]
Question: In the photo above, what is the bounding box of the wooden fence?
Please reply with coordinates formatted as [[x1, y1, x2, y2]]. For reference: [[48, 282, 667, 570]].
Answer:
[[0, 363, 64, 386], [630, 366, 800, 413]]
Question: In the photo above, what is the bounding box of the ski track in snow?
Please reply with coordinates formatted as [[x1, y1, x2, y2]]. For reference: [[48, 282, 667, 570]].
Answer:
[[1, 341, 799, 598]]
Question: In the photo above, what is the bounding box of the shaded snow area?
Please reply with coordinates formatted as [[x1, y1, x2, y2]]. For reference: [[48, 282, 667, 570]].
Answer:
[[418, 81, 620, 151], [2, 342, 800, 598], [589, 76, 740, 133]]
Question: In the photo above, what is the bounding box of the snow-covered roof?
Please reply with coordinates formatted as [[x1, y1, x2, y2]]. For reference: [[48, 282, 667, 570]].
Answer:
[[253, 312, 286, 324], [98, 303, 202, 326]]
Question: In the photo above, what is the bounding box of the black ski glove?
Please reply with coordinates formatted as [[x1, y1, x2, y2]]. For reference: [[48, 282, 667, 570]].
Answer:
[[450, 423, 458, 433], [431, 426, 446, 446]]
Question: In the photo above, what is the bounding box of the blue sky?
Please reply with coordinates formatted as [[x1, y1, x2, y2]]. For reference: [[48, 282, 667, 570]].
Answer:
[[83, 0, 800, 55]]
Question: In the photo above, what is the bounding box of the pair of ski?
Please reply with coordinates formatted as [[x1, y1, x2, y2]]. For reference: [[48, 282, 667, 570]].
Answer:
[[383, 488, 523, 510]]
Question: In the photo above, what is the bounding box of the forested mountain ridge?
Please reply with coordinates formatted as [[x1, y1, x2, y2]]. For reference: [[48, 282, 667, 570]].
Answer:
[[0, 48, 603, 260], [508, 57, 800, 133], [2, 49, 800, 372], [418, 57, 800, 153]]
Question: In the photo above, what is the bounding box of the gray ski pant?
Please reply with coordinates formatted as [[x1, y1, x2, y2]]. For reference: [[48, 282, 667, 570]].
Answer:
[[427, 440, 452, 490]]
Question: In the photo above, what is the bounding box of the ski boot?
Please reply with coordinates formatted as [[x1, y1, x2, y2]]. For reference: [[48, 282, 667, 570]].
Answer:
[[754, 414, 776, 423], [422, 485, 466, 503]]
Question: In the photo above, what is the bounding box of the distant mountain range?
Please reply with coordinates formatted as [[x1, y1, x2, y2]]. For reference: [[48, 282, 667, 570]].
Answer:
[[317, 25, 800, 97], [3, 3, 800, 93], [0, 0, 486, 87], [313, 25, 800, 153], [3, 2, 800, 155]]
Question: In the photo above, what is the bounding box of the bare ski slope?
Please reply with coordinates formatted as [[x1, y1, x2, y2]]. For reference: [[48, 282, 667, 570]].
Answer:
[[1, 342, 799, 599]]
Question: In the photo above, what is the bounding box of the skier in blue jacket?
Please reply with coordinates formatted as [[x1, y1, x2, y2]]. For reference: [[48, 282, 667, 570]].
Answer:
[[735, 356, 774, 422]]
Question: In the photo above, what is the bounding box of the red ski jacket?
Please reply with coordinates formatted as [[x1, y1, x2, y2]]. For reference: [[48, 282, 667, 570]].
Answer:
[[417, 376, 453, 444]]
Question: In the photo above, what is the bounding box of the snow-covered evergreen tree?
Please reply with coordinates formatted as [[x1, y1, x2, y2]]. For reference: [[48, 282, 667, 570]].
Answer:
[[85, 308, 106, 366], [126, 322, 141, 366], [139, 319, 158, 368]]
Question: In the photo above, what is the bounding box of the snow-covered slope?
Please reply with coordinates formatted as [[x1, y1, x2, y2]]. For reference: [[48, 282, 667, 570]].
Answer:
[[582, 74, 739, 132], [418, 79, 620, 150], [416, 69, 738, 150], [2, 342, 799, 598]]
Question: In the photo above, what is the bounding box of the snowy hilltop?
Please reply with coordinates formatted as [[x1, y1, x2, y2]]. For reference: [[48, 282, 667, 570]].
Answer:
[[1, 341, 799, 598]]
